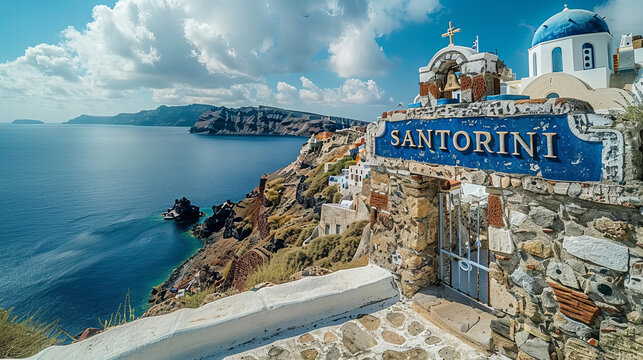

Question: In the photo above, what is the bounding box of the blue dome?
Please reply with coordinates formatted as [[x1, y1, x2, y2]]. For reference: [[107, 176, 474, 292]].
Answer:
[[532, 8, 610, 47]]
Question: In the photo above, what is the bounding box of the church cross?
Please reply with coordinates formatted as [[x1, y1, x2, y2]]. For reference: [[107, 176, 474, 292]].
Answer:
[[442, 21, 461, 46]]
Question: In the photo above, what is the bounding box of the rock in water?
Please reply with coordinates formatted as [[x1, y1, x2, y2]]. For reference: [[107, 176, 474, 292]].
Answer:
[[162, 197, 202, 224]]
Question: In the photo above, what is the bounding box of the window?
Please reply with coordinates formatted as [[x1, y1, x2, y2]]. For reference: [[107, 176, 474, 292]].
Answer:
[[336, 225, 341, 234], [325, 225, 330, 235], [552, 47, 563, 72], [582, 43, 594, 69], [546, 93, 560, 99], [532, 53, 538, 76]]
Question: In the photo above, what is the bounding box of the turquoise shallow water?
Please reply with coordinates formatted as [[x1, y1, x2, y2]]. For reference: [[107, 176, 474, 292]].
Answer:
[[0, 124, 305, 335]]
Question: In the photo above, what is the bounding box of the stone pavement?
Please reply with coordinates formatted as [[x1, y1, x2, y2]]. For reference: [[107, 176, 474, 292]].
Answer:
[[224, 301, 504, 360]]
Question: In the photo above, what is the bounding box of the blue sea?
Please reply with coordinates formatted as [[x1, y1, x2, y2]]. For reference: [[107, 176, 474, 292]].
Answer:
[[0, 124, 305, 336]]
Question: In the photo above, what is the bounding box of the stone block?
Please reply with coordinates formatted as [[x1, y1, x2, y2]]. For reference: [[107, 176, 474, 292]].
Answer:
[[553, 182, 570, 195], [400, 230, 428, 252], [600, 320, 643, 360], [554, 312, 594, 340], [491, 332, 518, 358], [370, 171, 390, 185], [490, 278, 519, 316], [518, 239, 553, 259], [511, 178, 522, 187], [518, 337, 550, 360], [567, 183, 582, 197], [490, 318, 513, 340], [546, 261, 579, 289], [625, 259, 643, 295], [563, 235, 629, 272], [511, 268, 542, 295], [401, 255, 423, 270], [522, 177, 549, 194], [501, 176, 511, 188], [564, 338, 600, 360], [489, 262, 504, 282], [593, 217, 633, 241], [588, 274, 626, 306], [405, 196, 430, 219], [340, 322, 377, 354], [528, 206, 557, 228], [510, 210, 528, 227], [489, 226, 514, 255]]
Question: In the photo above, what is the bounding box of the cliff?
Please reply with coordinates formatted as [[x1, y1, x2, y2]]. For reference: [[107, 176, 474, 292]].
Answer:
[[12, 119, 44, 124], [64, 104, 212, 126], [145, 126, 369, 316], [190, 105, 366, 136]]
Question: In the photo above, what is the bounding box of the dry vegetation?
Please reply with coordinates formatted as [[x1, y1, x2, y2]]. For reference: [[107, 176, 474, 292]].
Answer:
[[245, 220, 369, 290], [0, 307, 62, 358]]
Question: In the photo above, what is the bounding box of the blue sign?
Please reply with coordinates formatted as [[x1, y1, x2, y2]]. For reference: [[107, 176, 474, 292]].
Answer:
[[374, 115, 603, 181]]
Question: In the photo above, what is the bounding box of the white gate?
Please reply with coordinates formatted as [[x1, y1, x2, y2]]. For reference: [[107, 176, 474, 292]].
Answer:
[[438, 186, 492, 305]]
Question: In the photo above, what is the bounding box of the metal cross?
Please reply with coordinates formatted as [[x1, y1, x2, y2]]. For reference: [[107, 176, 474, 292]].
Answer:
[[442, 21, 461, 46]]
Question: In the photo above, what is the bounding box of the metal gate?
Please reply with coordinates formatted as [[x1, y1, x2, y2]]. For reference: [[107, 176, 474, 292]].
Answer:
[[438, 187, 491, 305]]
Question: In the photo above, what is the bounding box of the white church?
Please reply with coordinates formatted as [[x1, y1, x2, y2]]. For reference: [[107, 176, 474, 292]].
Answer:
[[502, 5, 643, 111]]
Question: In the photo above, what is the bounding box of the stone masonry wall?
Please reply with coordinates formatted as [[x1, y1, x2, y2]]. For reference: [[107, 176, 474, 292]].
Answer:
[[485, 178, 643, 360], [363, 99, 643, 359], [366, 158, 643, 359], [368, 168, 441, 297]]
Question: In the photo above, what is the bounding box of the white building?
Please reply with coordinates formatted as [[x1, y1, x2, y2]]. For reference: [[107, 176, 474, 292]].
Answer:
[[522, 6, 613, 91], [501, 5, 640, 111], [319, 197, 369, 236], [348, 162, 370, 194], [328, 169, 350, 194]]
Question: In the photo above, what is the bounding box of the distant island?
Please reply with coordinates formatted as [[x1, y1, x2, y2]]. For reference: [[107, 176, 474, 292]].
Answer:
[[12, 119, 44, 124], [64, 104, 212, 127], [190, 105, 366, 136], [64, 104, 367, 137]]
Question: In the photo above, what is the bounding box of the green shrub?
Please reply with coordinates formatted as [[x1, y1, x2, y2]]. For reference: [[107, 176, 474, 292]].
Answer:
[[303, 156, 355, 198], [0, 308, 62, 358], [619, 104, 643, 122], [332, 191, 343, 203], [320, 184, 339, 202], [182, 288, 214, 309], [267, 215, 292, 230], [264, 188, 281, 206], [273, 225, 303, 245], [245, 220, 368, 290]]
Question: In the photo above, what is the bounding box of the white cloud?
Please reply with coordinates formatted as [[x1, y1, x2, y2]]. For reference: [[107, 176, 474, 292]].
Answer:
[[0, 0, 440, 121], [594, 0, 643, 43], [152, 77, 390, 108]]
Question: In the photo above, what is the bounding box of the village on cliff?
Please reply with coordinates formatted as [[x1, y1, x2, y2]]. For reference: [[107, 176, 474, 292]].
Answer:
[[26, 5, 643, 360]]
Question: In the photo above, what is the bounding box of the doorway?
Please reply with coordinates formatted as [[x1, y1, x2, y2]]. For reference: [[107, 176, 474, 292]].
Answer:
[[438, 184, 492, 306]]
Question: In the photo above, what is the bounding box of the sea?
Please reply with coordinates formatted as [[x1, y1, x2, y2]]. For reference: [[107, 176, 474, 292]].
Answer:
[[0, 123, 305, 336]]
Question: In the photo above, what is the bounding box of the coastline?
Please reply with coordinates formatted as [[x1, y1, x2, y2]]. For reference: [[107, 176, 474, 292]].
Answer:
[[143, 126, 368, 316]]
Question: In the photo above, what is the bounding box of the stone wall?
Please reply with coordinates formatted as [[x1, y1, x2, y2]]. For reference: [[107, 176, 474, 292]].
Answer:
[[363, 98, 643, 358], [365, 158, 643, 359], [368, 168, 441, 297], [485, 179, 643, 360]]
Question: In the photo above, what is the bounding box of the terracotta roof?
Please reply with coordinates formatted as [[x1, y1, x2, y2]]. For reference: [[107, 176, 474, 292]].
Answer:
[[315, 132, 333, 141]]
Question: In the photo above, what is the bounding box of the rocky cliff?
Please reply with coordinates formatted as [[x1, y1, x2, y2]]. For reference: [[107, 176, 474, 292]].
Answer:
[[64, 104, 212, 126], [190, 105, 366, 136], [145, 127, 369, 316]]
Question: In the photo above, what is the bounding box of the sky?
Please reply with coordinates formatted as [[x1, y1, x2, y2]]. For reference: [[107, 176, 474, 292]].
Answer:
[[0, 0, 639, 123]]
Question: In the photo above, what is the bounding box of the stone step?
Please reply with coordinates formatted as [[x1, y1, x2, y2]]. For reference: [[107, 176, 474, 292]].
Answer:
[[412, 285, 496, 355]]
